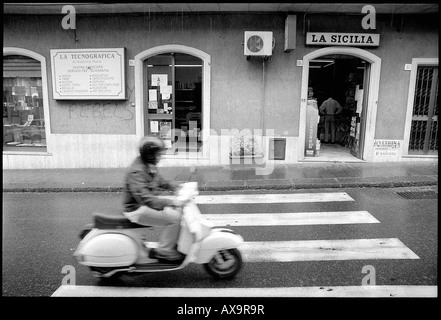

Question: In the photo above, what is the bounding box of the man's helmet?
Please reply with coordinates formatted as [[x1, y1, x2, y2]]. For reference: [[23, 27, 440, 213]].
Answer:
[[139, 136, 165, 164]]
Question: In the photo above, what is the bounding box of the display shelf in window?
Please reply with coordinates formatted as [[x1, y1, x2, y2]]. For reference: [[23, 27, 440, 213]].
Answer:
[[3, 57, 47, 152]]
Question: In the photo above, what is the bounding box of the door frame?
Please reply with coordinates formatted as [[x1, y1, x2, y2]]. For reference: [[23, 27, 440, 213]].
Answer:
[[134, 45, 211, 159], [354, 61, 371, 159], [299, 47, 381, 161], [402, 58, 438, 158]]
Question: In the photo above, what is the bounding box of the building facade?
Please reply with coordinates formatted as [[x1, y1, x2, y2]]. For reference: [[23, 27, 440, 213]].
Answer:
[[3, 3, 438, 169]]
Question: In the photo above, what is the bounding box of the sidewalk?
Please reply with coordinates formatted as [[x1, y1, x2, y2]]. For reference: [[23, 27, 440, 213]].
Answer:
[[2, 161, 438, 192]]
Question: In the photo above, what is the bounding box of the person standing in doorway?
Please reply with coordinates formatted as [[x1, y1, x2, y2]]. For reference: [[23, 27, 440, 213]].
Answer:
[[319, 91, 342, 144]]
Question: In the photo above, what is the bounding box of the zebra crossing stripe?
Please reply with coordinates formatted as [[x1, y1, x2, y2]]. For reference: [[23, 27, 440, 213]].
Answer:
[[204, 211, 379, 226], [240, 238, 420, 262], [161, 192, 354, 204], [193, 192, 354, 204], [51, 285, 437, 297], [161, 192, 355, 204]]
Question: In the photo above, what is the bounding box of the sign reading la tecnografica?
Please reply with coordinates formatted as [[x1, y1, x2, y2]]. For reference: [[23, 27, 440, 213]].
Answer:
[[51, 48, 126, 100]]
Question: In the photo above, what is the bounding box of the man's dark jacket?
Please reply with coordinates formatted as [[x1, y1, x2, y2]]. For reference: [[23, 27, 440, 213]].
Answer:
[[123, 156, 177, 212]]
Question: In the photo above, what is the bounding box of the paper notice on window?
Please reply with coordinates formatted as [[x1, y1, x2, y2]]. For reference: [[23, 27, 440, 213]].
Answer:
[[159, 121, 172, 139], [160, 85, 172, 100], [356, 99, 363, 114], [151, 74, 168, 87], [357, 89, 363, 102], [355, 86, 363, 101], [355, 85, 360, 101], [150, 121, 159, 133], [160, 85, 172, 94], [148, 101, 158, 109], [149, 89, 157, 101], [350, 117, 356, 137]]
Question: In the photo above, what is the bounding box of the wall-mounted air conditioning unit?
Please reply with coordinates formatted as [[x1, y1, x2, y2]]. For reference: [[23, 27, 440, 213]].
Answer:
[[244, 31, 273, 56]]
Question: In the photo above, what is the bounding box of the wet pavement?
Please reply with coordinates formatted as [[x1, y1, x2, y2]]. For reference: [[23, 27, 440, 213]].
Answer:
[[2, 160, 438, 192]]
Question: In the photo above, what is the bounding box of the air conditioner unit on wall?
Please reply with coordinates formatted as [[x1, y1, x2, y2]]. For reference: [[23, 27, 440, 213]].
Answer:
[[244, 31, 273, 56]]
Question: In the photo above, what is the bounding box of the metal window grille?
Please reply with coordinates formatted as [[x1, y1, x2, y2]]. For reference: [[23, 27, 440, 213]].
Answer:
[[409, 66, 438, 155]]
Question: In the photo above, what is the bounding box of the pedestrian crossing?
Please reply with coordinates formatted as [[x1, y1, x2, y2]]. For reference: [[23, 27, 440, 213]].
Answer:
[[166, 192, 355, 204], [204, 211, 379, 226], [240, 238, 419, 262], [52, 191, 436, 298], [52, 285, 437, 297]]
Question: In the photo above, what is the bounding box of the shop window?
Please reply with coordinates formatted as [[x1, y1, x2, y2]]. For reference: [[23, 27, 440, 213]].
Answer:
[[3, 55, 47, 152], [145, 53, 202, 153]]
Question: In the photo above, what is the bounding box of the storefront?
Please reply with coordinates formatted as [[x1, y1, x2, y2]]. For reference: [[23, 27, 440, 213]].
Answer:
[[3, 3, 438, 169]]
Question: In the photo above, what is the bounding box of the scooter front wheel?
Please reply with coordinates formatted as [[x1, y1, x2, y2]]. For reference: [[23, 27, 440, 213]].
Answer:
[[203, 248, 242, 280]]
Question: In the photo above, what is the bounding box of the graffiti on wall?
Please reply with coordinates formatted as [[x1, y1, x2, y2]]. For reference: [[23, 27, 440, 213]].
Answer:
[[67, 85, 135, 121]]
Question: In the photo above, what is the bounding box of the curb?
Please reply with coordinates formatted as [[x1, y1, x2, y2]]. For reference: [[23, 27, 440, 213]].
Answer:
[[2, 179, 437, 193]]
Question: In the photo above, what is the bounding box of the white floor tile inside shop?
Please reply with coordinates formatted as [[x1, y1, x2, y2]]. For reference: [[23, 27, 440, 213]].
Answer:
[[302, 142, 364, 162]]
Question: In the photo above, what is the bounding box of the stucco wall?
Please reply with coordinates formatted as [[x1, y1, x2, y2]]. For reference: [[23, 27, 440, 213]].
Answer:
[[3, 12, 438, 140], [3, 13, 300, 137]]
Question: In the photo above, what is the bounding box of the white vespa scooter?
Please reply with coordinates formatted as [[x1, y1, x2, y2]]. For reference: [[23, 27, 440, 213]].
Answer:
[[74, 182, 244, 280]]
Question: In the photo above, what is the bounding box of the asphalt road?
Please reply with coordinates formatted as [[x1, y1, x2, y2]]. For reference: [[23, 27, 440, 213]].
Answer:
[[2, 187, 437, 297]]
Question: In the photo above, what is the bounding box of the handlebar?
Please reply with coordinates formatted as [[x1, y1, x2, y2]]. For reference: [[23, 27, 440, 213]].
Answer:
[[176, 182, 199, 203]]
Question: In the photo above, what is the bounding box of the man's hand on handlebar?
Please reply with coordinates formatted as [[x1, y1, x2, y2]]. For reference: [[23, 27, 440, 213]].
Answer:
[[171, 198, 188, 208]]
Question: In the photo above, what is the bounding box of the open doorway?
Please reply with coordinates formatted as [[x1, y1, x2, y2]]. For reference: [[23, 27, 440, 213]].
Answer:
[[308, 54, 368, 161]]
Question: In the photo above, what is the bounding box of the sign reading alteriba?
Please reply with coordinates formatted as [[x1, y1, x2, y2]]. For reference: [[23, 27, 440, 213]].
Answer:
[[51, 48, 126, 100], [306, 33, 380, 47], [373, 139, 402, 161]]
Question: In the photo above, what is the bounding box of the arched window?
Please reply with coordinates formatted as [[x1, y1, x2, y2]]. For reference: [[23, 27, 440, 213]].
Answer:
[[3, 51, 49, 152]]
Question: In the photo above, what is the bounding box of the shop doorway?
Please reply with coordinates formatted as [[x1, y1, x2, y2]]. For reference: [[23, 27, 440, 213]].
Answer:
[[144, 53, 202, 153], [306, 54, 369, 161], [134, 45, 211, 161]]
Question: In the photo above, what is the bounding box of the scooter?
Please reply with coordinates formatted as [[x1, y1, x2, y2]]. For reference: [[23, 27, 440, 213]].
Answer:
[[73, 182, 244, 280]]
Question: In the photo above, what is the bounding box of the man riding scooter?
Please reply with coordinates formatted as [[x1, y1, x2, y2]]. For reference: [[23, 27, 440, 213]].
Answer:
[[122, 136, 185, 262]]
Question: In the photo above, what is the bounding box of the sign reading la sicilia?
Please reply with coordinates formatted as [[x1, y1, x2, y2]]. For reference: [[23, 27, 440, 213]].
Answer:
[[306, 33, 380, 47], [51, 48, 126, 100]]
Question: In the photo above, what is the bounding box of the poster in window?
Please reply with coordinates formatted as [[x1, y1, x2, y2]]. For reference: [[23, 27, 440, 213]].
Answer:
[[160, 85, 172, 94], [148, 101, 158, 109], [149, 89, 157, 101], [150, 121, 159, 133], [151, 74, 168, 87], [160, 85, 172, 100], [159, 121, 172, 139]]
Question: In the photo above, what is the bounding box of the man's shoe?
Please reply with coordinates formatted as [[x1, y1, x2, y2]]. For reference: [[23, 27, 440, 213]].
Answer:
[[149, 248, 185, 263]]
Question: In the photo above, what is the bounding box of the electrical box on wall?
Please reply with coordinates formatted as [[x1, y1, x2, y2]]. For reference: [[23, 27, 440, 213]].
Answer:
[[244, 31, 273, 56], [269, 138, 286, 160], [284, 15, 296, 52]]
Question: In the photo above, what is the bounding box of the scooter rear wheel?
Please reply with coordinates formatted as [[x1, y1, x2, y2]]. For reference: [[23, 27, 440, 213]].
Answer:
[[203, 248, 242, 279]]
